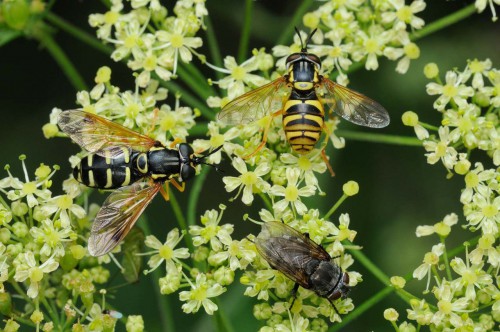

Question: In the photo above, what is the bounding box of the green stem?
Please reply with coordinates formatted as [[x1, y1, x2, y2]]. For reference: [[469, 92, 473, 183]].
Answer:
[[410, 4, 477, 42], [276, 0, 316, 45], [189, 122, 210, 137], [205, 17, 224, 81], [44, 12, 112, 55], [328, 286, 393, 332], [345, 242, 391, 286], [36, 26, 87, 91], [440, 237, 453, 281], [237, 0, 253, 63], [213, 298, 234, 332], [168, 191, 194, 253], [258, 192, 273, 211], [324, 194, 347, 220], [141, 219, 175, 332], [187, 167, 212, 227], [419, 122, 440, 131], [179, 62, 217, 96], [336, 130, 422, 146], [40, 296, 61, 327], [177, 65, 215, 101]]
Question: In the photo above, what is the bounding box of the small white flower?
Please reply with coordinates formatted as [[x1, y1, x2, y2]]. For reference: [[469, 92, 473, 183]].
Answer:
[[179, 273, 226, 315], [426, 71, 474, 111], [141, 228, 190, 275], [14, 252, 58, 298], [269, 168, 316, 215]]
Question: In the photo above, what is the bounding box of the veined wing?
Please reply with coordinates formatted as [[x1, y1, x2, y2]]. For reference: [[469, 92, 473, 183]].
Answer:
[[255, 221, 331, 288], [217, 77, 289, 125], [88, 182, 161, 256], [318, 78, 390, 128], [58, 110, 157, 157]]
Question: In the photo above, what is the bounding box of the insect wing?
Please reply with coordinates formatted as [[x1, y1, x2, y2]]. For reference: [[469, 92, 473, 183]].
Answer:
[[217, 77, 289, 125], [318, 78, 390, 128], [58, 110, 157, 157], [88, 182, 161, 256], [256, 221, 331, 288]]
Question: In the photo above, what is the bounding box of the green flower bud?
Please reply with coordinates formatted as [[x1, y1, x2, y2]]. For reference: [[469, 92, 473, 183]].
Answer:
[[35, 163, 51, 179], [0, 228, 11, 243], [0, 292, 12, 315], [42, 123, 59, 139], [70, 245, 86, 260], [60, 251, 79, 272], [454, 159, 471, 175], [384, 308, 399, 321], [310, 318, 328, 332], [253, 303, 272, 320], [102, 314, 116, 332], [401, 111, 419, 127], [0, 208, 12, 225], [30, 310, 44, 324], [7, 243, 22, 256], [193, 245, 209, 262], [126, 315, 144, 332], [424, 63, 439, 79], [90, 266, 110, 284], [42, 321, 54, 332], [473, 92, 491, 107], [80, 292, 94, 309], [213, 266, 234, 285], [303, 13, 319, 29], [2, 0, 30, 30], [342, 181, 359, 196], [95, 66, 112, 84], [159, 273, 181, 295], [12, 221, 28, 238], [390, 276, 406, 289], [72, 322, 85, 332], [11, 201, 28, 217]]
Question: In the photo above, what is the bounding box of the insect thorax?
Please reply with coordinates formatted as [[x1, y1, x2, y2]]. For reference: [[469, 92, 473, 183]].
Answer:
[[147, 148, 183, 181], [308, 261, 343, 298]]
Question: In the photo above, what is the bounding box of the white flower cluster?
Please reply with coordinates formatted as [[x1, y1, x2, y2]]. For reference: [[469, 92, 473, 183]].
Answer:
[[391, 60, 500, 330]]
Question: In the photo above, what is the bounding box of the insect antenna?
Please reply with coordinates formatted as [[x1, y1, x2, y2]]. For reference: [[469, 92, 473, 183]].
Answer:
[[305, 28, 317, 50], [193, 145, 224, 173], [295, 27, 306, 52]]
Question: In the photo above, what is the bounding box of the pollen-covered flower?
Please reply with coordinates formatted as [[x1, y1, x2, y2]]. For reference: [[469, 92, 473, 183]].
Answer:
[[222, 157, 271, 205], [426, 70, 474, 111], [40, 194, 86, 228], [423, 126, 459, 169], [141, 228, 190, 275], [179, 273, 226, 315], [450, 257, 492, 300], [14, 252, 58, 298], [269, 168, 316, 215], [30, 219, 75, 257], [189, 208, 233, 251], [430, 281, 470, 328]]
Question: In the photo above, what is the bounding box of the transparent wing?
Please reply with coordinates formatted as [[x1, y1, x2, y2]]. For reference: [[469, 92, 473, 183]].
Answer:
[[217, 77, 290, 125], [58, 110, 157, 157], [88, 182, 161, 256], [255, 221, 331, 288], [318, 78, 390, 128]]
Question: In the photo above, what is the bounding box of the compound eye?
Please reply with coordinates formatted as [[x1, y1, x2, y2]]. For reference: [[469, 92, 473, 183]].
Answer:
[[180, 164, 196, 182], [286, 53, 301, 66], [178, 143, 194, 161], [307, 54, 321, 68]]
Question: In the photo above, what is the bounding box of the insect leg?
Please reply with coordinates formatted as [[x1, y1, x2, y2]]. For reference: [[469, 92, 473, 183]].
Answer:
[[170, 178, 186, 192], [320, 122, 335, 177], [147, 108, 160, 136], [328, 299, 341, 316], [289, 283, 300, 309], [169, 137, 183, 148], [243, 109, 283, 159], [159, 183, 170, 202]]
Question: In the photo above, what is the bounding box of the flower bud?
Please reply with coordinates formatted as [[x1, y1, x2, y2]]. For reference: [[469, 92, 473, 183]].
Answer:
[[0, 292, 12, 315], [402, 111, 419, 127], [126, 315, 144, 332], [384, 308, 399, 321], [424, 63, 439, 79], [342, 181, 359, 196], [390, 276, 406, 289]]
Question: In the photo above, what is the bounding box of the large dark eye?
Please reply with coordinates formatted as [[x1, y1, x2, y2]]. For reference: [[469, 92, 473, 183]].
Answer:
[[286, 53, 301, 66], [178, 143, 194, 162], [180, 164, 196, 182], [307, 54, 321, 68]]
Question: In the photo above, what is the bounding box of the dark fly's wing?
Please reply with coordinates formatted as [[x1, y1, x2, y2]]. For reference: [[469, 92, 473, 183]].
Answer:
[[255, 221, 331, 288], [317, 78, 390, 128], [58, 110, 157, 157], [88, 182, 161, 256], [217, 77, 289, 125]]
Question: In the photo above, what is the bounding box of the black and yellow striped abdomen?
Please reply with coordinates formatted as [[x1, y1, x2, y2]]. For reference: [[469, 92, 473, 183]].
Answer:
[[74, 148, 144, 189], [283, 95, 324, 154]]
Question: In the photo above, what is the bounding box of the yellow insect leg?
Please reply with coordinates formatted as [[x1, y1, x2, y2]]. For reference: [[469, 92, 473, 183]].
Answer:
[[320, 123, 335, 177], [243, 109, 283, 160]]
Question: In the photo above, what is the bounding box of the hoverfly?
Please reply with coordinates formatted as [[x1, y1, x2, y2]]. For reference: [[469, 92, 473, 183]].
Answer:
[[218, 28, 390, 173], [58, 110, 221, 257], [255, 221, 351, 313]]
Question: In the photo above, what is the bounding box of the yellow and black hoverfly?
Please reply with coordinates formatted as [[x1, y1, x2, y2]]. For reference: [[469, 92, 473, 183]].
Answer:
[[255, 221, 351, 313], [58, 110, 221, 257], [218, 28, 390, 173]]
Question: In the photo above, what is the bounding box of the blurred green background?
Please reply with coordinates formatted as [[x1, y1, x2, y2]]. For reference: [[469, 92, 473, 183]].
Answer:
[[1, 0, 500, 331]]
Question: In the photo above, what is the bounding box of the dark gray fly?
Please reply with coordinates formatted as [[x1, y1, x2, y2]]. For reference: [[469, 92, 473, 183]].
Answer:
[[255, 221, 351, 313]]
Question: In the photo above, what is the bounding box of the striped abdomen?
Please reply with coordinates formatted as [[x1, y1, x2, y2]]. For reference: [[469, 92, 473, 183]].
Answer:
[[74, 148, 145, 189], [283, 97, 324, 154]]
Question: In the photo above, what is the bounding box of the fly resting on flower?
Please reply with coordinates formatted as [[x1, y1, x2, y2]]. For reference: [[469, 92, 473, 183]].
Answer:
[[217, 28, 390, 175], [255, 221, 351, 314], [58, 110, 222, 257]]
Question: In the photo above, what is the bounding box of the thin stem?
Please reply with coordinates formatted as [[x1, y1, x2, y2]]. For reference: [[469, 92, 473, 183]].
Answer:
[[276, 0, 316, 45], [440, 237, 453, 281], [410, 4, 476, 42], [179, 62, 217, 96], [237, 0, 253, 63], [335, 130, 422, 146], [324, 194, 347, 220], [140, 219, 175, 332], [345, 242, 391, 286], [328, 286, 393, 332], [189, 122, 210, 137], [213, 298, 234, 332], [168, 191, 195, 253], [205, 17, 224, 81], [44, 12, 112, 55], [419, 122, 440, 131], [187, 167, 212, 227], [258, 192, 273, 211], [177, 64, 214, 101], [36, 27, 87, 91]]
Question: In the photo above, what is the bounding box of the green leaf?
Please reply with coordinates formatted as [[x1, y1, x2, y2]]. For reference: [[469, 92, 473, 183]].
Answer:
[[120, 227, 145, 283], [0, 27, 22, 47]]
